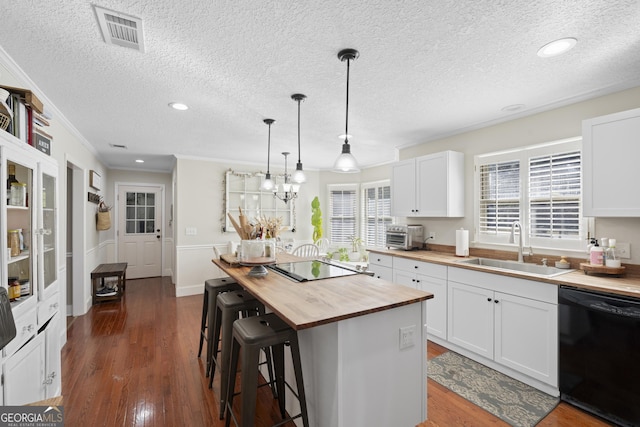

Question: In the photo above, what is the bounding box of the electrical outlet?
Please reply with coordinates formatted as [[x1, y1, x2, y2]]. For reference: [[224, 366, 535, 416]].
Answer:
[[429, 231, 436, 240], [399, 325, 416, 349], [617, 242, 631, 259]]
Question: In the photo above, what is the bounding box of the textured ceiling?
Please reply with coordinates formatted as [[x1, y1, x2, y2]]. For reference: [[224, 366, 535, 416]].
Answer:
[[1, 0, 640, 172]]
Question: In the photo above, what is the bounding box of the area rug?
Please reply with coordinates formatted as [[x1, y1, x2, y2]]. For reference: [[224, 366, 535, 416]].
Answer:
[[428, 351, 559, 426]]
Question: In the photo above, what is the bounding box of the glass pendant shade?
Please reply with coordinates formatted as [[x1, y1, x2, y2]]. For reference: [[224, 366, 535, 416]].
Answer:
[[292, 163, 306, 184], [262, 173, 275, 191], [334, 142, 360, 173]]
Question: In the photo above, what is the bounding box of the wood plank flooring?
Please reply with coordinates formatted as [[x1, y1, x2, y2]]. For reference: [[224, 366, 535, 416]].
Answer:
[[62, 276, 612, 426]]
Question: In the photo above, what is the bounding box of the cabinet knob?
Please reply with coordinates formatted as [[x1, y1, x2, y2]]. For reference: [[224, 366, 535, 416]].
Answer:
[[487, 297, 492, 302], [414, 265, 418, 269], [494, 300, 499, 304]]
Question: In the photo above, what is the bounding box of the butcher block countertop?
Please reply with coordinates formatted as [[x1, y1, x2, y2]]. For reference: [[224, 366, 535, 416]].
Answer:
[[213, 254, 433, 331], [369, 248, 640, 299]]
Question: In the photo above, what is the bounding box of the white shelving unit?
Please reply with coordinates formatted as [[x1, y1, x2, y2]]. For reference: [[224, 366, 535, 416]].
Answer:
[[1, 127, 60, 405]]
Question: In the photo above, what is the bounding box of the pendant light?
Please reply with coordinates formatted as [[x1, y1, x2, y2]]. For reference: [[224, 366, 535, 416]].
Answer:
[[273, 152, 299, 204], [261, 118, 275, 191], [291, 93, 307, 183], [333, 48, 360, 173]]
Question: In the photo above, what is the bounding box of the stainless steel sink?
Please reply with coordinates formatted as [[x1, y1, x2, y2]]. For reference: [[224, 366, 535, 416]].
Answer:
[[458, 257, 573, 278]]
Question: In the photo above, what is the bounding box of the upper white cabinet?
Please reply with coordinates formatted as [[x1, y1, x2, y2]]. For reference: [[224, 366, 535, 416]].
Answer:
[[582, 107, 640, 216], [391, 150, 464, 217]]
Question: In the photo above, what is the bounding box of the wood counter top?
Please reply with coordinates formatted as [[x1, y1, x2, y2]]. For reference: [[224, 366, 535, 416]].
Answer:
[[213, 254, 433, 331], [369, 248, 640, 299]]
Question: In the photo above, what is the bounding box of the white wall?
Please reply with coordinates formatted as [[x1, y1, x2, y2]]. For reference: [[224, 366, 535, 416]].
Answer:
[[172, 157, 321, 296]]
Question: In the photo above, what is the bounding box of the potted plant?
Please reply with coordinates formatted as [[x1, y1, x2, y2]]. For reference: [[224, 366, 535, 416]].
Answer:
[[349, 235, 363, 261], [311, 196, 322, 242]]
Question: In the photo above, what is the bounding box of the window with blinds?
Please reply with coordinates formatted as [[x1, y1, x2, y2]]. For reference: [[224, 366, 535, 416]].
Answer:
[[328, 184, 357, 244], [529, 151, 581, 238], [475, 137, 584, 250], [479, 160, 520, 235], [361, 181, 392, 247]]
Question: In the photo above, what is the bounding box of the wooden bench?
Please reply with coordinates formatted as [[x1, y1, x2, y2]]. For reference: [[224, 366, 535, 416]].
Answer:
[[91, 263, 127, 305]]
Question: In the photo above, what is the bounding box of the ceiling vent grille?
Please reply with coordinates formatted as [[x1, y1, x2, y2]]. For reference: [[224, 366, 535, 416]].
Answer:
[[94, 6, 145, 52]]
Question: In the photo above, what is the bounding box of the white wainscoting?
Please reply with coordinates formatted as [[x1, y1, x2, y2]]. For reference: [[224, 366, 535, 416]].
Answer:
[[175, 244, 229, 297]]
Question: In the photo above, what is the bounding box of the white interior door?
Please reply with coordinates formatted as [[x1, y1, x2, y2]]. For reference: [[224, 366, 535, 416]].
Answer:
[[117, 185, 163, 279]]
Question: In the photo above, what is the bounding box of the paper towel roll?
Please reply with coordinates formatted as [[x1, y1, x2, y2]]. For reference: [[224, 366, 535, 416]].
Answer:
[[456, 228, 469, 257]]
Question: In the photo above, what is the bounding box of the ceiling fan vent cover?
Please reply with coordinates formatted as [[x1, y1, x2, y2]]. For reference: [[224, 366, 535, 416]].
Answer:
[[94, 6, 145, 52]]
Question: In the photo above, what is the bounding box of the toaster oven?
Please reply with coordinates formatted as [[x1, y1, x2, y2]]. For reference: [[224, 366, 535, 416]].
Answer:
[[386, 225, 424, 250]]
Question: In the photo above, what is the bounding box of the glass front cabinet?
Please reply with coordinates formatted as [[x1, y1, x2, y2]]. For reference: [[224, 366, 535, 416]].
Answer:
[[1, 130, 60, 405]]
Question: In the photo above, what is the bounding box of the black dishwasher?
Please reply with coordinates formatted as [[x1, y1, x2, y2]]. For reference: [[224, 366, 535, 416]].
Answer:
[[559, 286, 640, 426]]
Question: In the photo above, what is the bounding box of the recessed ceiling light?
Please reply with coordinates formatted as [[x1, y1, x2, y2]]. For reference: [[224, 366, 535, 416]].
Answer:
[[537, 38, 577, 58], [135, 159, 144, 163], [168, 102, 189, 111], [501, 104, 525, 112]]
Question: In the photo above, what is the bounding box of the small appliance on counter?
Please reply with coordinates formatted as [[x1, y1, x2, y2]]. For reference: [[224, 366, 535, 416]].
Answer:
[[386, 224, 424, 250]]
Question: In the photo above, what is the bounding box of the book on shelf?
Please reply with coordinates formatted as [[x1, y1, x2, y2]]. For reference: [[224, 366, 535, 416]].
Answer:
[[0, 85, 43, 114]]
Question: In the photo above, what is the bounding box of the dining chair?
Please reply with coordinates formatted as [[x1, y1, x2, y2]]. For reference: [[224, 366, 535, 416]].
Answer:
[[313, 238, 330, 254], [292, 244, 320, 258]]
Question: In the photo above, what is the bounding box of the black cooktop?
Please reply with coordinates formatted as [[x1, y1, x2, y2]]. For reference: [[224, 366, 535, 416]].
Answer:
[[266, 260, 359, 282]]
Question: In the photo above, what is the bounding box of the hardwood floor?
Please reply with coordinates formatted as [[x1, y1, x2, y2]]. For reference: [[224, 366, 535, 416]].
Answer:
[[62, 276, 611, 426]]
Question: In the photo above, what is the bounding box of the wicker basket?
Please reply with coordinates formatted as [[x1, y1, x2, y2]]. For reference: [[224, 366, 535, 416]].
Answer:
[[96, 211, 111, 230], [0, 113, 10, 131]]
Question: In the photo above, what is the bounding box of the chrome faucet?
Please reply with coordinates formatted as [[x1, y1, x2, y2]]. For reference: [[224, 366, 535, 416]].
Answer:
[[510, 221, 525, 262]]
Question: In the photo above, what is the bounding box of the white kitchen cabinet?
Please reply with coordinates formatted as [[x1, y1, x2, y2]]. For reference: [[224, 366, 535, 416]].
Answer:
[[393, 257, 448, 340], [368, 253, 393, 281], [447, 267, 558, 390], [582, 107, 640, 216], [391, 150, 464, 217], [43, 312, 61, 398], [3, 332, 46, 405], [447, 281, 494, 358], [1, 123, 61, 404]]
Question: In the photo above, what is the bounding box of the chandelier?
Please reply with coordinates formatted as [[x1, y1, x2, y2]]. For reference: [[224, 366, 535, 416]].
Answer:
[[272, 151, 299, 204]]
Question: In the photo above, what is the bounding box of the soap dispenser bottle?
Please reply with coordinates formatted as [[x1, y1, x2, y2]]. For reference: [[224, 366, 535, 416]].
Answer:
[[590, 239, 604, 265], [605, 239, 621, 268]]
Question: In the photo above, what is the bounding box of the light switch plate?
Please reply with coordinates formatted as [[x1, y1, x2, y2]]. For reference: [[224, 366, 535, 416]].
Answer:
[[616, 242, 631, 259]]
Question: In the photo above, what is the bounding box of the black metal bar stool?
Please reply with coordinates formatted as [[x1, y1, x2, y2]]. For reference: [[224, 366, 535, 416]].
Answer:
[[198, 278, 242, 376], [209, 290, 276, 419], [224, 313, 309, 427]]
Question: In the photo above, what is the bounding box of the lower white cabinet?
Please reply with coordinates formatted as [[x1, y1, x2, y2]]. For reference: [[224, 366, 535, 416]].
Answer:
[[3, 333, 46, 405], [393, 257, 447, 340], [368, 253, 393, 281], [2, 308, 61, 404], [447, 267, 558, 389], [43, 312, 62, 398]]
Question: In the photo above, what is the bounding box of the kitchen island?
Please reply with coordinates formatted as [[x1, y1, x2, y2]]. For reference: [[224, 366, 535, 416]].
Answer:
[[213, 255, 433, 427]]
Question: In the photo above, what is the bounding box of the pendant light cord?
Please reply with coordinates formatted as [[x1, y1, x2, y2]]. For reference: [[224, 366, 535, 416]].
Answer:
[[344, 57, 350, 144], [267, 122, 272, 174], [297, 99, 302, 163]]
